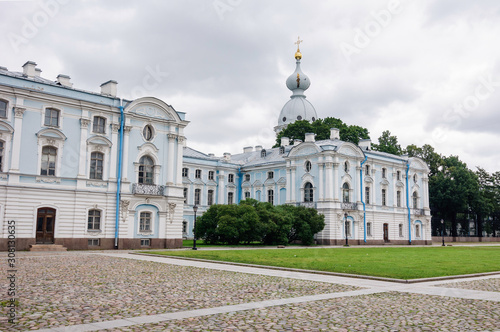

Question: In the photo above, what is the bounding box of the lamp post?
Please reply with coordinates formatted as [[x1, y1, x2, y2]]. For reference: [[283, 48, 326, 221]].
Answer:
[[192, 205, 198, 250], [344, 212, 349, 247], [441, 219, 445, 247]]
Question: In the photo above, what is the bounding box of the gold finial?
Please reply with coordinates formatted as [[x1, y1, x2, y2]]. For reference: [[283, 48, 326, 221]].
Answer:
[[294, 36, 303, 60]]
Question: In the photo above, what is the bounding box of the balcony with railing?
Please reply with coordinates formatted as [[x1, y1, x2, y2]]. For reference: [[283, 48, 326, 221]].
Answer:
[[132, 183, 165, 196], [341, 202, 358, 210], [412, 208, 425, 216]]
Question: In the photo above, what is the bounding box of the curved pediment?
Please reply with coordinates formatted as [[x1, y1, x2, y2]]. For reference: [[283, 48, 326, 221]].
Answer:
[[409, 157, 430, 173], [0, 121, 14, 133], [396, 180, 405, 187], [37, 128, 67, 140], [125, 97, 183, 123], [87, 135, 112, 147], [338, 142, 364, 158], [288, 142, 321, 157], [380, 179, 390, 186], [137, 142, 159, 152], [364, 176, 373, 183]]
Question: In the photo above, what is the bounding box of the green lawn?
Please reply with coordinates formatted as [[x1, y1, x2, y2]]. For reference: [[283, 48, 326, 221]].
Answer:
[[146, 246, 500, 280]]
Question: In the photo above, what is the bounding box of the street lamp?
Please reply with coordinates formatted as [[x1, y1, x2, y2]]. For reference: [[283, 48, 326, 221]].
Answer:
[[344, 212, 349, 247], [441, 219, 445, 246], [192, 205, 198, 250]]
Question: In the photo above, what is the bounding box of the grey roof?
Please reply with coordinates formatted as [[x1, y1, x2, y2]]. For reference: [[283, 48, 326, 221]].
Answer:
[[183, 147, 220, 161], [231, 146, 289, 168]]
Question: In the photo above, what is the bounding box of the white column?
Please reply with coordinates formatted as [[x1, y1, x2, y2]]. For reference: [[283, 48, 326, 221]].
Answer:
[[356, 166, 362, 204], [286, 167, 291, 203], [10, 107, 25, 173], [109, 123, 120, 180], [290, 166, 296, 202], [423, 177, 429, 209], [175, 136, 185, 185], [77, 118, 90, 178], [325, 163, 333, 200], [318, 162, 324, 201], [218, 172, 225, 204], [392, 171, 397, 207], [167, 134, 176, 184], [122, 126, 131, 182], [333, 162, 339, 201]]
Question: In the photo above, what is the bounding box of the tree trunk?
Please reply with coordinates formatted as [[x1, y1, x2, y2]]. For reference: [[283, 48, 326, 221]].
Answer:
[[477, 213, 483, 238], [451, 213, 458, 237]]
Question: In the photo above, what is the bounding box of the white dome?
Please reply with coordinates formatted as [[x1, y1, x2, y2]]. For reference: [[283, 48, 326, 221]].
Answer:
[[278, 96, 317, 127]]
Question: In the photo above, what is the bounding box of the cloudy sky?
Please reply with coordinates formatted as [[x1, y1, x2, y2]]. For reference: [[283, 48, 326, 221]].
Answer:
[[2, 0, 500, 172]]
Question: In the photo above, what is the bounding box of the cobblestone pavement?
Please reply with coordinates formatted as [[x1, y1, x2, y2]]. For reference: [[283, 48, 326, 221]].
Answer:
[[1, 251, 499, 332], [436, 278, 500, 293], [105, 292, 500, 332], [0, 253, 358, 331]]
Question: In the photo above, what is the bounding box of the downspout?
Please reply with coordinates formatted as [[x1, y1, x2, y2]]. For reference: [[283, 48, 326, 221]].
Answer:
[[114, 101, 125, 249], [360, 154, 368, 243], [237, 167, 243, 204], [406, 161, 411, 245]]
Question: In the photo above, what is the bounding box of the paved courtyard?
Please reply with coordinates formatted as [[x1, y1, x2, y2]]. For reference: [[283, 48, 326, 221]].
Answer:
[[1, 250, 499, 331]]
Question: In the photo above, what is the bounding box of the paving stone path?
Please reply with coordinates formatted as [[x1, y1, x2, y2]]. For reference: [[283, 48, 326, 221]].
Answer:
[[1, 251, 499, 331]]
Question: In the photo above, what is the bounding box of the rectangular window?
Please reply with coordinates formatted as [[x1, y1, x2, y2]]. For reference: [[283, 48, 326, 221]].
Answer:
[[268, 189, 274, 205], [0, 100, 7, 118], [183, 188, 188, 204], [397, 191, 401, 207], [44, 108, 59, 127], [228, 192, 234, 205], [195, 169, 202, 179], [88, 239, 100, 246], [90, 152, 104, 180], [382, 189, 386, 206], [365, 165, 370, 176], [245, 174, 250, 182], [228, 174, 234, 183], [182, 168, 189, 177], [397, 170, 401, 181], [140, 212, 152, 232], [140, 239, 151, 247], [182, 221, 187, 233], [382, 168, 387, 179], [93, 116, 106, 133], [87, 209, 101, 230], [208, 171, 214, 180], [41, 146, 57, 176], [367, 222, 372, 237], [399, 224, 403, 237], [194, 188, 201, 205], [365, 187, 370, 204], [267, 171, 274, 179], [207, 189, 214, 206], [244, 191, 250, 199]]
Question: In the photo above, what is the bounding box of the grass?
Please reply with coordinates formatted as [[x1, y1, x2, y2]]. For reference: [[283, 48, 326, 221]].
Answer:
[[181, 240, 305, 248], [146, 246, 500, 280]]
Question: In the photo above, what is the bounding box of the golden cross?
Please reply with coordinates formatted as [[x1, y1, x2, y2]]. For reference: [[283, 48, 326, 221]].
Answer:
[[295, 36, 303, 50]]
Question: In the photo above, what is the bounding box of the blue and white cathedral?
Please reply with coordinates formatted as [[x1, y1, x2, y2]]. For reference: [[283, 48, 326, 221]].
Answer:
[[0, 43, 431, 250]]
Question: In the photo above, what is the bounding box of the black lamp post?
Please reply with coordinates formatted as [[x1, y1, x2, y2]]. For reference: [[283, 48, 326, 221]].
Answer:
[[344, 212, 349, 247], [192, 205, 198, 250], [441, 219, 445, 247]]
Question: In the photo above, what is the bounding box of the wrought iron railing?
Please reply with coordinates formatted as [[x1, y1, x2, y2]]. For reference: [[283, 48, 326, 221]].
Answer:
[[413, 208, 425, 216], [132, 183, 165, 196]]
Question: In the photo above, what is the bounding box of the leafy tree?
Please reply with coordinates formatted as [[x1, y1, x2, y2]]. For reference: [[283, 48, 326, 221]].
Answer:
[[405, 144, 442, 176], [372, 130, 402, 155], [274, 117, 370, 147]]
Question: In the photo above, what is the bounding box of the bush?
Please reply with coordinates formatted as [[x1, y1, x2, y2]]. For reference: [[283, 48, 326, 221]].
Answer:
[[194, 199, 325, 246]]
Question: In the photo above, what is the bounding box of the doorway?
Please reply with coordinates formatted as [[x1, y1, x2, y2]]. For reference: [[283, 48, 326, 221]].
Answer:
[[36, 208, 56, 244], [383, 223, 389, 243]]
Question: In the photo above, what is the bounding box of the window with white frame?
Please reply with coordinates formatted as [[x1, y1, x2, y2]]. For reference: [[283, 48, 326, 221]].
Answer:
[[268, 189, 274, 205], [138, 156, 154, 184], [183, 188, 188, 203], [399, 224, 403, 237], [365, 164, 370, 175], [139, 212, 152, 232], [342, 182, 350, 203], [267, 171, 274, 179], [382, 189, 387, 206], [88, 239, 100, 246], [182, 167, 189, 177], [382, 168, 387, 179], [397, 190, 402, 207], [194, 188, 201, 205], [261, 149, 266, 158], [305, 160, 312, 173], [207, 189, 214, 205], [0, 140, 4, 172], [44, 108, 60, 127], [182, 221, 187, 233], [195, 169, 202, 179], [304, 182, 313, 202], [140, 238, 151, 246], [397, 170, 401, 180], [90, 152, 104, 180], [208, 170, 214, 180], [228, 192, 234, 205], [0, 100, 7, 118], [41, 146, 57, 176], [93, 116, 106, 134], [366, 222, 372, 236], [143, 125, 154, 141], [244, 191, 250, 199], [344, 161, 349, 173], [413, 174, 417, 183], [244, 174, 250, 182], [345, 218, 351, 237], [228, 174, 234, 183], [87, 209, 101, 230], [365, 186, 370, 204], [413, 191, 418, 208], [415, 223, 421, 238]]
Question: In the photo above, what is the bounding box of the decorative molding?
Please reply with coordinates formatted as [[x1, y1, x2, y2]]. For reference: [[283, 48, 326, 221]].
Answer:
[[178, 136, 186, 143], [167, 134, 177, 140], [120, 200, 130, 222], [86, 181, 107, 188], [168, 203, 176, 223], [80, 118, 91, 128], [124, 125, 132, 133], [111, 123, 121, 133], [36, 176, 61, 184], [0, 174, 7, 180], [14, 107, 26, 118]]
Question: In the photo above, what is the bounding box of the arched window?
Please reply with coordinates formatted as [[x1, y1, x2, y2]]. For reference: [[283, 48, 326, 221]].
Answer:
[[90, 152, 104, 180], [93, 116, 106, 133], [342, 182, 350, 203], [304, 182, 313, 202], [413, 191, 418, 208], [261, 149, 267, 158], [41, 146, 57, 176], [0, 99, 7, 118], [138, 156, 154, 184], [87, 209, 101, 230], [415, 223, 421, 238]]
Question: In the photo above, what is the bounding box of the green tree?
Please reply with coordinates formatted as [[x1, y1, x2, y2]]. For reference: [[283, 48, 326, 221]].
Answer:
[[405, 144, 442, 176], [372, 130, 402, 155]]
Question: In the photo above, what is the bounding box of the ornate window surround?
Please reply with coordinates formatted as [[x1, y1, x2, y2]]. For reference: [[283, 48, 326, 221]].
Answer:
[[134, 143, 161, 185], [41, 106, 64, 129], [86, 136, 112, 181], [0, 121, 14, 173], [36, 128, 67, 178]]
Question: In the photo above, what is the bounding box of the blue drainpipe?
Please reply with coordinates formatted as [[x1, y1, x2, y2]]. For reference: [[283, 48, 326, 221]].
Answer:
[[237, 167, 243, 204], [406, 161, 411, 245], [114, 102, 125, 249], [360, 154, 368, 243]]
